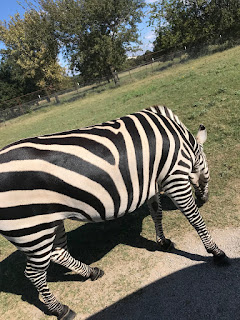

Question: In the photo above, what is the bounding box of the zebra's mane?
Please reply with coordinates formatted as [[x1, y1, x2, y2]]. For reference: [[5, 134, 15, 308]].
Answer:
[[146, 105, 198, 149], [147, 105, 202, 155], [146, 105, 184, 128]]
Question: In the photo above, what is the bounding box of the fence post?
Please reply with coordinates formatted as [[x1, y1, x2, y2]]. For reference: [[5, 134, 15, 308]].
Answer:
[[54, 93, 60, 104], [45, 88, 51, 103], [17, 97, 24, 115]]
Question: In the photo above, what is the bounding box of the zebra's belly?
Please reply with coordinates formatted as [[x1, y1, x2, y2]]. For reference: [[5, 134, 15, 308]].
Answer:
[[0, 166, 158, 232]]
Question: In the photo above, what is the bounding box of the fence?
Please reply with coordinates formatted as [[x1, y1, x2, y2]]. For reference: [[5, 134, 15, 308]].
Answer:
[[0, 39, 238, 123], [0, 81, 103, 122]]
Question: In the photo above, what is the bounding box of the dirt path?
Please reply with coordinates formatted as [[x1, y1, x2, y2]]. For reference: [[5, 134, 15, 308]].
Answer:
[[85, 228, 240, 320]]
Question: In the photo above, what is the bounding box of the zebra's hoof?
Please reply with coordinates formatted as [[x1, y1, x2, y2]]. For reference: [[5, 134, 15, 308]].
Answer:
[[195, 198, 204, 208], [57, 305, 76, 320], [90, 267, 104, 281], [158, 239, 174, 252], [213, 252, 230, 266]]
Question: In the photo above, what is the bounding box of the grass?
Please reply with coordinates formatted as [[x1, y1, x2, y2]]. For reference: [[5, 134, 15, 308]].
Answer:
[[0, 45, 239, 319]]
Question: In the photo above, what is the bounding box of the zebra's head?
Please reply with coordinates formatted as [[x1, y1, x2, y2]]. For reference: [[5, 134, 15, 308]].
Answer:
[[189, 125, 210, 206]]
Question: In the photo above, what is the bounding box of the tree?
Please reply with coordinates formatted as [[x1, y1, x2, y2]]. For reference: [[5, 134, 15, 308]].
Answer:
[[204, 0, 240, 40], [150, 0, 240, 54], [0, 53, 22, 104], [0, 46, 39, 107], [0, 10, 66, 93], [35, 0, 145, 82]]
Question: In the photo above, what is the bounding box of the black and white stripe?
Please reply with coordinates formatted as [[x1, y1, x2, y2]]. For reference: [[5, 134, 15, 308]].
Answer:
[[0, 106, 227, 319]]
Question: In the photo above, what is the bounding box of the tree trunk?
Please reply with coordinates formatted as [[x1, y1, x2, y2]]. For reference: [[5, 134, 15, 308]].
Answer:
[[54, 93, 60, 104]]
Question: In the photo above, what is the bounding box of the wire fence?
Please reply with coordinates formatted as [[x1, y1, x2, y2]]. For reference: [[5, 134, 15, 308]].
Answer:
[[0, 38, 238, 123]]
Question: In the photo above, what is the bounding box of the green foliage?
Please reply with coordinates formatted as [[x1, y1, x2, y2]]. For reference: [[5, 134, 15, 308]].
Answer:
[[150, 0, 240, 54], [0, 48, 39, 107], [0, 51, 25, 100], [0, 9, 66, 102], [72, 33, 126, 82], [37, 0, 145, 81]]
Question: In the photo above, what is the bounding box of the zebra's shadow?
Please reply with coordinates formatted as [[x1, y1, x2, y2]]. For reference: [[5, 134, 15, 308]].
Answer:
[[87, 257, 240, 320], [0, 196, 207, 315]]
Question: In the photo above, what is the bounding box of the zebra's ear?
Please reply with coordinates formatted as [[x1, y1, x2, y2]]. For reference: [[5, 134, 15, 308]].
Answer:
[[196, 124, 207, 145]]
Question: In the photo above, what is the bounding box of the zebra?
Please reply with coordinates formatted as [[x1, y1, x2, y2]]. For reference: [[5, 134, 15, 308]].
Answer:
[[0, 105, 228, 319]]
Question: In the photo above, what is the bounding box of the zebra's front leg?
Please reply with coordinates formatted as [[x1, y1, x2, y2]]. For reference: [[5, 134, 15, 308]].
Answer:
[[166, 182, 229, 265], [147, 193, 173, 251], [24, 262, 75, 320]]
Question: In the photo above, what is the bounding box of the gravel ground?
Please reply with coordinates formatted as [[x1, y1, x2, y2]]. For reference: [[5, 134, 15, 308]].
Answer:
[[87, 228, 240, 320]]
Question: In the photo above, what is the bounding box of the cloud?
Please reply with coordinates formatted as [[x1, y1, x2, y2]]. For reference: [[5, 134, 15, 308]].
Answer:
[[145, 0, 158, 3], [141, 41, 154, 52], [144, 30, 155, 40]]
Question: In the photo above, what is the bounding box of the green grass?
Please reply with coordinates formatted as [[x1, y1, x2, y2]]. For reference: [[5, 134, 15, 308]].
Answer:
[[1, 46, 239, 147], [0, 45, 239, 319]]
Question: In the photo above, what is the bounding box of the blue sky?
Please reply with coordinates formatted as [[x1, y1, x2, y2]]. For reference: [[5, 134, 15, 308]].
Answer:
[[0, 0, 158, 61], [0, 0, 27, 21]]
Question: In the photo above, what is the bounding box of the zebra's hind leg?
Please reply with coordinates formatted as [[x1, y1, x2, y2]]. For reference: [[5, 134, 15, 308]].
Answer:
[[51, 247, 104, 281], [147, 193, 173, 251], [24, 261, 75, 320], [51, 222, 104, 281], [165, 181, 229, 266]]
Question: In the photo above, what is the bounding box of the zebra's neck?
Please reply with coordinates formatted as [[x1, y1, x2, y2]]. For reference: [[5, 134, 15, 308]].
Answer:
[[146, 105, 183, 127], [146, 105, 199, 162]]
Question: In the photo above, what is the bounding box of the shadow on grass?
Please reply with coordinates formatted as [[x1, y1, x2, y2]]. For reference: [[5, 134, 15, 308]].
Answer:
[[0, 195, 221, 317]]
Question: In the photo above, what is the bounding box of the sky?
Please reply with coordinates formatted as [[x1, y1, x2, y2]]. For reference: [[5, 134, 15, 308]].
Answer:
[[0, 0, 158, 61]]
